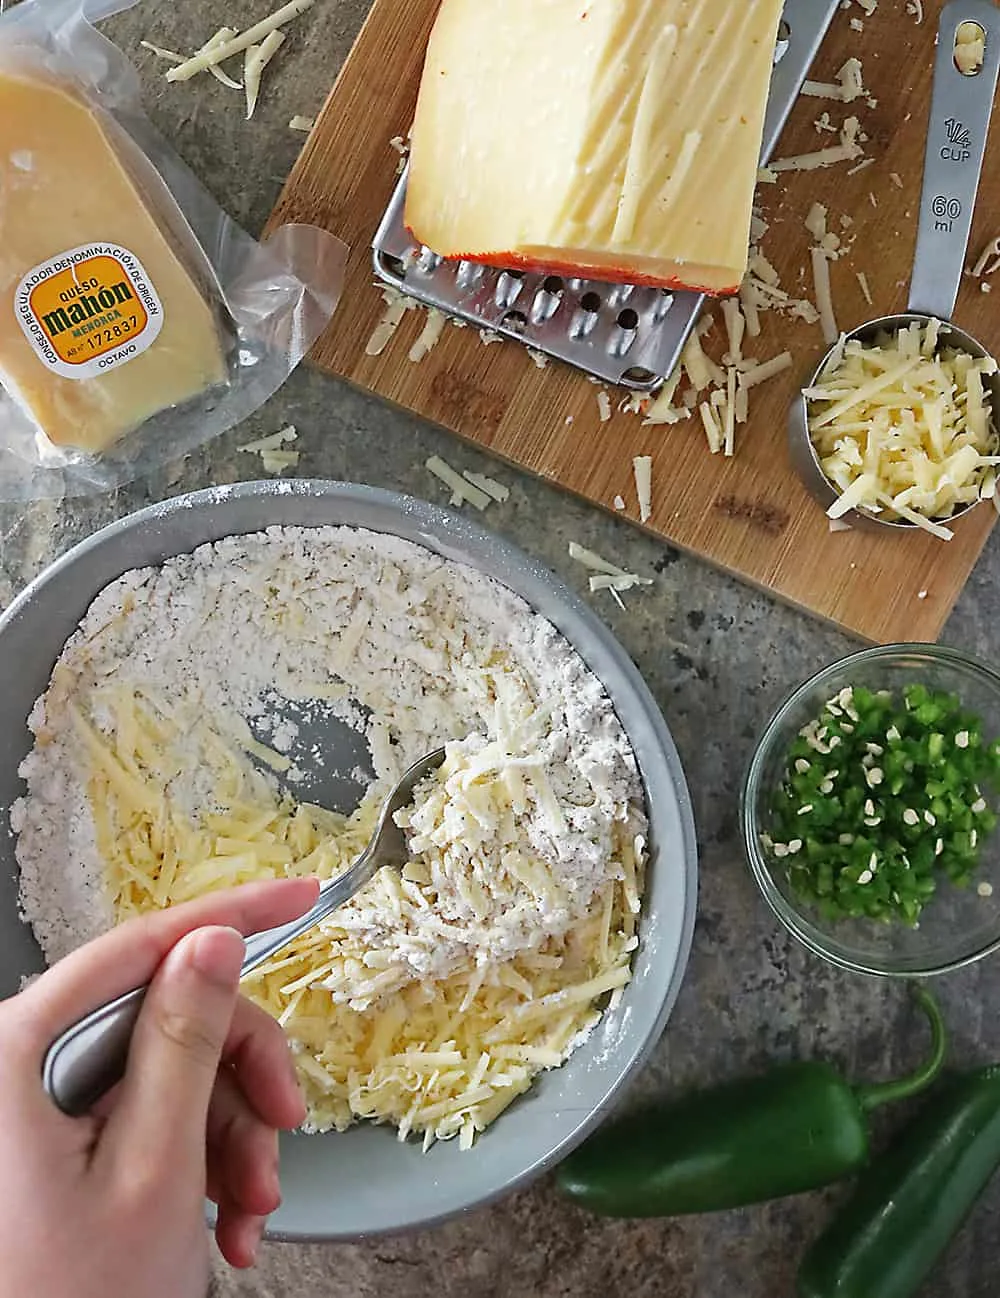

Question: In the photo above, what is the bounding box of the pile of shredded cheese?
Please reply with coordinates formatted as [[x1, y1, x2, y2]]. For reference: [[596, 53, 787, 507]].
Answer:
[[14, 526, 645, 1150], [72, 691, 642, 1149], [633, 307, 793, 456], [806, 320, 999, 535]]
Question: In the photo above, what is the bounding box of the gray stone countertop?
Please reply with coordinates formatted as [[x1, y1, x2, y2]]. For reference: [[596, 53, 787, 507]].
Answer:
[[2, 2, 999, 1295]]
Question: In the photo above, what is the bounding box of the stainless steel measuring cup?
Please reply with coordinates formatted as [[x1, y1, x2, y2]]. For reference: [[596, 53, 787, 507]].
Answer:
[[789, 0, 1000, 532]]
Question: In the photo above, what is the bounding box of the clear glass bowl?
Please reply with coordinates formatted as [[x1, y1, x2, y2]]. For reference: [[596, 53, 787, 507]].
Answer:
[[742, 644, 1000, 977]]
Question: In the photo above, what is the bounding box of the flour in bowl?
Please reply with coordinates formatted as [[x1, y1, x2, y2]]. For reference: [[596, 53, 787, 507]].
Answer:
[[13, 526, 646, 1147]]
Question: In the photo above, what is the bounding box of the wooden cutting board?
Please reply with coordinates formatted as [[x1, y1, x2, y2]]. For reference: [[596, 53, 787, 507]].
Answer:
[[266, 0, 1000, 643]]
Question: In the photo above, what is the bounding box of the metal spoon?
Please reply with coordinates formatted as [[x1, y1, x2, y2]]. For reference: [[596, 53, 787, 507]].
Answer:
[[789, 0, 1000, 531], [42, 746, 447, 1118]]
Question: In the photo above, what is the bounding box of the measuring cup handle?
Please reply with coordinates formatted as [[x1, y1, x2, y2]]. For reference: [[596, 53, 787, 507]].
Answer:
[[909, 0, 1000, 320]]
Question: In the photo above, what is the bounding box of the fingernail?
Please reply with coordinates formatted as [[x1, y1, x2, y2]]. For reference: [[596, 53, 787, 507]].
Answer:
[[191, 927, 245, 988]]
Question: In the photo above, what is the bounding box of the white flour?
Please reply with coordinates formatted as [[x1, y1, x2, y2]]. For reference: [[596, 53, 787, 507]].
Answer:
[[13, 526, 643, 987]]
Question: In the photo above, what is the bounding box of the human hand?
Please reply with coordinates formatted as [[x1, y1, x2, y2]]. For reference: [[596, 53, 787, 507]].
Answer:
[[0, 876, 320, 1298]]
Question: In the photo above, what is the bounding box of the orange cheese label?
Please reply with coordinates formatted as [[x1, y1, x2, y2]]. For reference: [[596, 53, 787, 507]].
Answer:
[[14, 243, 163, 381]]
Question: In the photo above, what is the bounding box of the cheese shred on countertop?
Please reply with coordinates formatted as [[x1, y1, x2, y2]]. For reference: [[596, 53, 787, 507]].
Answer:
[[13, 525, 646, 1149]]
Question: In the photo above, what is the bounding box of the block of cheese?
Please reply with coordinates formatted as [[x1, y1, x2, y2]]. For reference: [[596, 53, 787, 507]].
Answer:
[[0, 65, 228, 455], [405, 0, 785, 294]]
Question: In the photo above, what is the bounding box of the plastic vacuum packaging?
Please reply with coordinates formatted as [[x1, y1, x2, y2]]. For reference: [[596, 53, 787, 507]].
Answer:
[[0, 0, 346, 499]]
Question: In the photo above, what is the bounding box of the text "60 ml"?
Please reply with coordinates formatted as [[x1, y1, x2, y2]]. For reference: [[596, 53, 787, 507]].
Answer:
[[932, 195, 963, 232]]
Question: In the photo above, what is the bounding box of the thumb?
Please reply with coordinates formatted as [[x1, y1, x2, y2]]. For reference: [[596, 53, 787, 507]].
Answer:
[[101, 926, 245, 1175]]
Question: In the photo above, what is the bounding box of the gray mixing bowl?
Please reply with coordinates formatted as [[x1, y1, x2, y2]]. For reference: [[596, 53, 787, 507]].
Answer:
[[0, 480, 697, 1240]]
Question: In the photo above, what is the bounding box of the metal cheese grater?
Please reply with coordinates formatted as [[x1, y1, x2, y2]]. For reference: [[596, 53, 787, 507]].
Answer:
[[372, 0, 843, 390]]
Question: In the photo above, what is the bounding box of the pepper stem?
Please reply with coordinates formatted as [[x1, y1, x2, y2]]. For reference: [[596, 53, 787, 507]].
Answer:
[[854, 983, 947, 1113]]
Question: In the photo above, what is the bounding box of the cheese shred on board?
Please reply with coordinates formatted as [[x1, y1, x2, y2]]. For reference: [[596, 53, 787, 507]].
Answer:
[[806, 321, 999, 531], [13, 528, 646, 1149]]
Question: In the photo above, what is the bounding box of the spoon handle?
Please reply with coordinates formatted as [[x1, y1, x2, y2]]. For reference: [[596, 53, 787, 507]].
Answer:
[[240, 847, 378, 974], [42, 986, 147, 1118], [42, 847, 379, 1118], [909, 0, 1000, 319]]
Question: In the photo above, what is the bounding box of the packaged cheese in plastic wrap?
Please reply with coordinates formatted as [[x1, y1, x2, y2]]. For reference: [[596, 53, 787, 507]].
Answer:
[[0, 0, 346, 499]]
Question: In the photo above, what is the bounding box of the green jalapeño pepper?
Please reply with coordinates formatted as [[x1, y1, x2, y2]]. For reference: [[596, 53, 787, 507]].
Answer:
[[556, 986, 945, 1217], [798, 1062, 1000, 1298]]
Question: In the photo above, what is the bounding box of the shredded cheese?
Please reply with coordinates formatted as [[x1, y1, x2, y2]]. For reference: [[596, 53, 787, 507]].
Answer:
[[971, 237, 1000, 279], [409, 308, 447, 362], [770, 139, 863, 173], [681, 328, 712, 392], [244, 29, 285, 118], [166, 0, 314, 82], [366, 288, 415, 357], [800, 58, 867, 103], [140, 39, 186, 62], [805, 202, 829, 245], [771, 116, 864, 173], [462, 470, 509, 503], [143, 29, 244, 89], [200, 27, 244, 89], [568, 541, 635, 578], [619, 393, 647, 416], [806, 321, 999, 528], [81, 687, 643, 1148], [723, 367, 737, 457], [721, 299, 745, 365], [239, 425, 299, 473], [426, 456, 493, 510], [699, 399, 723, 454], [260, 449, 300, 474], [642, 368, 688, 425], [633, 455, 653, 522], [239, 424, 298, 453], [811, 248, 838, 345], [741, 352, 793, 389], [568, 542, 652, 608]]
